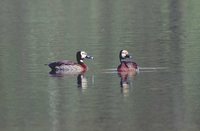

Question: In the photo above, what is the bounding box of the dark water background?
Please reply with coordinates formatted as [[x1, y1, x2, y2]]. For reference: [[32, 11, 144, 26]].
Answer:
[[0, 0, 200, 131]]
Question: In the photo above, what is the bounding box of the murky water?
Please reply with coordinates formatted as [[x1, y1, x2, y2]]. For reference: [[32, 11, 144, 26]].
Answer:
[[0, 0, 200, 131]]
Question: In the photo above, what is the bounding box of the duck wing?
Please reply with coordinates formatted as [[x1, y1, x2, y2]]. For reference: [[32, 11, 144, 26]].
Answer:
[[48, 60, 77, 70], [57, 60, 77, 65], [126, 61, 138, 68]]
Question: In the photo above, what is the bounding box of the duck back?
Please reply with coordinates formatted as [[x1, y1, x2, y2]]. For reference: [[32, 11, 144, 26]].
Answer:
[[48, 60, 87, 72]]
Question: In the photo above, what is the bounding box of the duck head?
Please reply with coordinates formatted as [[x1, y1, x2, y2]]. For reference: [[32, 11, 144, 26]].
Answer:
[[76, 51, 94, 64], [119, 50, 132, 63]]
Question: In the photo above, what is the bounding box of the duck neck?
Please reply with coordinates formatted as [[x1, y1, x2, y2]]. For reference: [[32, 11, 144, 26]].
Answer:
[[78, 61, 87, 70], [120, 60, 129, 68], [120, 58, 125, 63], [77, 59, 87, 70], [77, 59, 84, 65]]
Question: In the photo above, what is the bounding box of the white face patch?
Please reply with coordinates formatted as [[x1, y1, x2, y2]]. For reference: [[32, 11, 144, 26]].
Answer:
[[121, 50, 129, 58], [81, 51, 87, 59]]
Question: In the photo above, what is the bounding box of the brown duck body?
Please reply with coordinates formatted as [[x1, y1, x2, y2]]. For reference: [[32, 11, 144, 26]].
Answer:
[[117, 61, 138, 72], [48, 51, 93, 74], [48, 60, 88, 72]]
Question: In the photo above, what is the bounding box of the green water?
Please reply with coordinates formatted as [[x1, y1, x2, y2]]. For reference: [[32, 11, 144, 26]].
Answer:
[[0, 0, 200, 131]]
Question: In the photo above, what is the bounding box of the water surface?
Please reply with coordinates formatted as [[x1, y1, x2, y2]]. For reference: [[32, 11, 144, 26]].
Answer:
[[0, 0, 200, 131]]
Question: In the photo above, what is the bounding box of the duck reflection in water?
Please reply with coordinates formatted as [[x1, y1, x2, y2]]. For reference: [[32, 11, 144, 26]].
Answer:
[[77, 74, 87, 89], [49, 70, 88, 90], [118, 71, 136, 95]]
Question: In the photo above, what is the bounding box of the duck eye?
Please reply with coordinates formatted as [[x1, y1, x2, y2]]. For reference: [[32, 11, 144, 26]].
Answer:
[[81, 52, 87, 58], [121, 50, 129, 58], [81, 52, 85, 55], [121, 52, 126, 57]]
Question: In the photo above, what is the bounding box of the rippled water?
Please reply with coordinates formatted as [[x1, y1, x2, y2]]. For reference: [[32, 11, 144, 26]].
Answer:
[[0, 0, 200, 131]]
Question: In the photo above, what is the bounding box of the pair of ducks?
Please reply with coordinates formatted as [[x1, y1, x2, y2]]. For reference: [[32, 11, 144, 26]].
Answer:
[[48, 50, 138, 74]]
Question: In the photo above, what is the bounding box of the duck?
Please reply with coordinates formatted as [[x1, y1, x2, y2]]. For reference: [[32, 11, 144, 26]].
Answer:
[[117, 50, 139, 73], [48, 51, 93, 73]]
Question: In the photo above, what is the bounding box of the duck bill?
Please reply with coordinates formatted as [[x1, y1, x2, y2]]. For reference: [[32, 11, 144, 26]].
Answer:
[[86, 55, 94, 60]]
